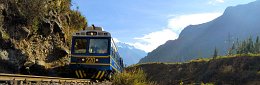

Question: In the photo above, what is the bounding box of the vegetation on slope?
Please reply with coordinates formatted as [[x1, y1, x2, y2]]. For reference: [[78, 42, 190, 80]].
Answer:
[[228, 36, 260, 55], [112, 68, 158, 85], [130, 54, 260, 85]]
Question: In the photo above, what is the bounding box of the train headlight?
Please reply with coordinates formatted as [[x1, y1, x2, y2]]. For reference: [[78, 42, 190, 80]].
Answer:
[[96, 59, 99, 62], [82, 58, 85, 61]]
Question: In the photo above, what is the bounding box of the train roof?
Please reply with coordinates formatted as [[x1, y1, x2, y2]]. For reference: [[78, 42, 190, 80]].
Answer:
[[73, 26, 111, 37]]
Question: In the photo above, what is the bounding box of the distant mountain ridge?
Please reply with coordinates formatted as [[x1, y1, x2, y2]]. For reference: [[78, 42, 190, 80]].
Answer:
[[116, 42, 147, 66], [139, 0, 260, 63]]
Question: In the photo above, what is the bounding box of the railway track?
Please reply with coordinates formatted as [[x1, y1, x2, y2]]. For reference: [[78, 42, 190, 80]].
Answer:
[[0, 73, 111, 85]]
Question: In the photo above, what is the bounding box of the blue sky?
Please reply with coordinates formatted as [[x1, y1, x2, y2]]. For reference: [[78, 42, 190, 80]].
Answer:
[[71, 0, 256, 52]]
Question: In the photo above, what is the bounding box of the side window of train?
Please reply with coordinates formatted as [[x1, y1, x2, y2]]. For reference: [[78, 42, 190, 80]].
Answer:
[[74, 39, 87, 53], [111, 42, 116, 59]]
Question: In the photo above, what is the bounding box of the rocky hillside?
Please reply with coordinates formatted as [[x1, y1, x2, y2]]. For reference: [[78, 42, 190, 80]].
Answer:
[[0, 0, 86, 74], [130, 55, 260, 85], [139, 0, 260, 63]]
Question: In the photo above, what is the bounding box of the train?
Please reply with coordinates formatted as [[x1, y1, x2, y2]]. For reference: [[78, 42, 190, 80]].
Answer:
[[70, 25, 124, 80]]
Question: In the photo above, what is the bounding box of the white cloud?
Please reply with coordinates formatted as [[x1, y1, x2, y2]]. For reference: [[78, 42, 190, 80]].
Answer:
[[208, 0, 225, 5], [127, 12, 222, 52], [129, 29, 178, 52], [168, 12, 222, 34], [216, 0, 225, 3]]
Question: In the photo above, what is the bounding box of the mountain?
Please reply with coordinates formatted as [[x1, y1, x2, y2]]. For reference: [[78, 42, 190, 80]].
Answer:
[[139, 0, 260, 63], [116, 42, 147, 66]]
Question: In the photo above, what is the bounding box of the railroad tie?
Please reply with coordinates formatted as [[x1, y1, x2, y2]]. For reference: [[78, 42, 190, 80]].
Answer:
[[96, 71, 102, 79]]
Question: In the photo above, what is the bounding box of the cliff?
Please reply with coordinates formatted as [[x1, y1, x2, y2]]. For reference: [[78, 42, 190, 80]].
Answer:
[[0, 0, 87, 74]]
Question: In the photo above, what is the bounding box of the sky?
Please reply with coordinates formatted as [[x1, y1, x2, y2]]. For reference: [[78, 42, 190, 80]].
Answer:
[[71, 0, 256, 52]]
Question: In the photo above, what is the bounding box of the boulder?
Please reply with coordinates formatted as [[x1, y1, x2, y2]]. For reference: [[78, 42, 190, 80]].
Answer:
[[53, 20, 65, 42], [54, 46, 69, 58], [24, 60, 35, 67], [40, 19, 52, 37], [0, 4, 4, 23], [7, 49, 27, 67], [17, 27, 30, 40], [0, 49, 8, 60], [29, 62, 48, 76], [0, 4, 4, 14], [53, 20, 63, 34], [35, 60, 46, 67]]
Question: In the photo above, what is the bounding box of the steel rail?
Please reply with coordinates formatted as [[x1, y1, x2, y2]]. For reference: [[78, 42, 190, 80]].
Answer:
[[0, 73, 90, 83]]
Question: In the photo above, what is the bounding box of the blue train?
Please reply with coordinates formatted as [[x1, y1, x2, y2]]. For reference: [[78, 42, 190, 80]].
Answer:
[[70, 25, 124, 80]]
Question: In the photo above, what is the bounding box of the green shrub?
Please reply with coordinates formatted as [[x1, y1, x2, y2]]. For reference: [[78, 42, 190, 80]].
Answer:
[[31, 18, 40, 32], [69, 10, 87, 30], [112, 68, 158, 85], [0, 29, 9, 40]]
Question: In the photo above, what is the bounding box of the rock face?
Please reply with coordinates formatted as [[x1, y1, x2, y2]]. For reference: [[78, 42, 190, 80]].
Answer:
[[139, 0, 260, 63], [0, 49, 8, 60], [0, 0, 87, 74]]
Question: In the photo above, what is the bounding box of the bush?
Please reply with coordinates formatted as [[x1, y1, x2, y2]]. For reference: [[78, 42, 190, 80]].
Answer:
[[63, 10, 87, 46], [112, 68, 158, 85], [69, 10, 87, 30], [11, 0, 47, 25]]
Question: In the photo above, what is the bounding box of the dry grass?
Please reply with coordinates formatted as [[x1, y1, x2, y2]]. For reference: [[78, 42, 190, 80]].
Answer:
[[111, 68, 158, 85]]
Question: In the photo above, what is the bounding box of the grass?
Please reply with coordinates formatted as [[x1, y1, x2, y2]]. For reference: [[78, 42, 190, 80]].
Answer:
[[128, 53, 260, 85], [111, 68, 158, 85], [189, 57, 211, 63], [0, 29, 10, 40], [134, 53, 260, 67]]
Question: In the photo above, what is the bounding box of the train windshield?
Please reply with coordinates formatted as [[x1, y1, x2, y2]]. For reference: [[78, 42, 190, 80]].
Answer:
[[74, 39, 87, 53], [89, 39, 109, 54], [72, 38, 109, 54]]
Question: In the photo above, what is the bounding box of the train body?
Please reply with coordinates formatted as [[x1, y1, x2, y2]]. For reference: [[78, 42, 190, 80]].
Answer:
[[70, 26, 124, 80]]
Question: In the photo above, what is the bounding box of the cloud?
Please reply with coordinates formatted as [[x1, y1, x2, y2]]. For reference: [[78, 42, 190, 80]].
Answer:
[[216, 0, 225, 3], [208, 0, 225, 5], [128, 12, 222, 52], [168, 12, 222, 34], [129, 29, 178, 52]]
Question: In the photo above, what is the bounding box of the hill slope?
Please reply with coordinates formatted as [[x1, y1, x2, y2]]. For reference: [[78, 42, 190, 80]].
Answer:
[[131, 55, 260, 85], [139, 0, 260, 63], [0, 0, 86, 74]]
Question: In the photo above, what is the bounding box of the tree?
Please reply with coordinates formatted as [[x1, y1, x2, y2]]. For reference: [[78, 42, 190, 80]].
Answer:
[[228, 43, 236, 55], [213, 47, 218, 59], [254, 36, 260, 53], [247, 37, 254, 53]]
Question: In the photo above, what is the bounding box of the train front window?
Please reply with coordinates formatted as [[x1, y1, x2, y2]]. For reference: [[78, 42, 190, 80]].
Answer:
[[89, 39, 108, 54], [74, 39, 87, 54]]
